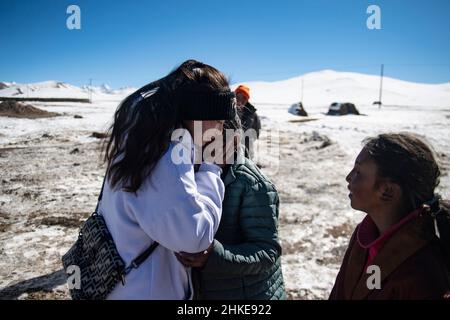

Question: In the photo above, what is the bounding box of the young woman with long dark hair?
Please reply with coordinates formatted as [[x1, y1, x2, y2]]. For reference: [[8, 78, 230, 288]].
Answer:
[[99, 60, 237, 299]]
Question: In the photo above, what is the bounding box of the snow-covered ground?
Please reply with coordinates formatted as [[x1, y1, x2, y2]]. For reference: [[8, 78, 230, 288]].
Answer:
[[256, 104, 450, 299], [0, 70, 449, 299]]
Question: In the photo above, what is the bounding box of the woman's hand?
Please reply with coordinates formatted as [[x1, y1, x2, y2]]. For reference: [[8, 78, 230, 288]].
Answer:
[[175, 243, 214, 268], [202, 132, 239, 167]]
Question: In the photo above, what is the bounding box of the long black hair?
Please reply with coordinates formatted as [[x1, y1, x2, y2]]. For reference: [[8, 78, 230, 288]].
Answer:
[[103, 59, 230, 193]]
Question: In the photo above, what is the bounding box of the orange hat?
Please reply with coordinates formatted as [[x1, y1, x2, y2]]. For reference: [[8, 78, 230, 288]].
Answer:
[[235, 85, 250, 100]]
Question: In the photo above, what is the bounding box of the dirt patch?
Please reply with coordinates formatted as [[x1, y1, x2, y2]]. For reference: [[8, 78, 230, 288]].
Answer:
[[288, 118, 318, 124], [91, 132, 108, 139], [0, 210, 9, 219], [26, 210, 89, 228], [437, 152, 450, 176], [307, 131, 333, 149], [0, 101, 60, 119], [70, 148, 80, 155], [316, 255, 344, 266], [282, 240, 310, 255], [37, 216, 84, 228], [0, 222, 10, 233], [286, 288, 318, 300], [0, 210, 12, 233], [21, 289, 67, 300], [286, 131, 333, 150], [326, 222, 354, 239]]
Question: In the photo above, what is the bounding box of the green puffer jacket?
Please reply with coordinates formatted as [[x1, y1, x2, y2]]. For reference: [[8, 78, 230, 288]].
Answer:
[[193, 158, 286, 300]]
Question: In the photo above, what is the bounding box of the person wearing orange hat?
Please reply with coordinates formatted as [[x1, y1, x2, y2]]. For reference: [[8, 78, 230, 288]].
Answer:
[[235, 85, 250, 106], [234, 85, 261, 158]]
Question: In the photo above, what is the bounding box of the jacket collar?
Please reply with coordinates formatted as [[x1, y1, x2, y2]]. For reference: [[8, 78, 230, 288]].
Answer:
[[344, 210, 435, 299], [221, 152, 249, 186], [357, 210, 420, 249], [244, 102, 257, 113], [222, 164, 237, 187]]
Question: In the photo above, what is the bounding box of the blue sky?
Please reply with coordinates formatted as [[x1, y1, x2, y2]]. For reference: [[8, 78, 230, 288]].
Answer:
[[1, 0, 450, 88]]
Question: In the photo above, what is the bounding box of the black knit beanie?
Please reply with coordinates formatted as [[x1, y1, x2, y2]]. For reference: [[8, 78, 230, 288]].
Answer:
[[175, 83, 236, 120]]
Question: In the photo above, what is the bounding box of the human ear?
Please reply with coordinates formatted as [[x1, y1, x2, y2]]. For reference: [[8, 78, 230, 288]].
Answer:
[[379, 181, 401, 202]]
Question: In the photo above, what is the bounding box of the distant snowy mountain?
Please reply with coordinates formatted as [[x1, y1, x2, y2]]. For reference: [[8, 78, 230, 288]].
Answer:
[[0, 82, 14, 90], [0, 80, 136, 100], [2, 71, 450, 106]]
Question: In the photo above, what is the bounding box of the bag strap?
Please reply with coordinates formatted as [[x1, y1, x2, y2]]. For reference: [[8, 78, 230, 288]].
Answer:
[[95, 169, 160, 276], [94, 173, 107, 213], [124, 241, 160, 275]]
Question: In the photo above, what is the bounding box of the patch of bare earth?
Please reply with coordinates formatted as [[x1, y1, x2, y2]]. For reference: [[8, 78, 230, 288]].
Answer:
[[0, 131, 105, 299], [0, 101, 60, 119]]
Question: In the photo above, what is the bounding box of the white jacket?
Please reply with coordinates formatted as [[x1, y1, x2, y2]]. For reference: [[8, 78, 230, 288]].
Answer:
[[99, 131, 224, 299]]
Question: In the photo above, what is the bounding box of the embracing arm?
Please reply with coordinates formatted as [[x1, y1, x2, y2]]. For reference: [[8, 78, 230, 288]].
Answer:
[[202, 180, 282, 276]]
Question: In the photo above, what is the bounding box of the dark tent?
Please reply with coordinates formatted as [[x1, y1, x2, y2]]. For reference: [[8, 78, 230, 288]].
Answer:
[[327, 102, 360, 116], [289, 102, 308, 117]]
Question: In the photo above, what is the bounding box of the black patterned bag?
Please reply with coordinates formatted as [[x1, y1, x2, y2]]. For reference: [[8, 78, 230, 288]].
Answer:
[[61, 175, 159, 300]]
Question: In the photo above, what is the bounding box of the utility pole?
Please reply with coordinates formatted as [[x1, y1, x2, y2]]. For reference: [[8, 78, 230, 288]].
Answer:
[[89, 78, 92, 103], [378, 64, 384, 109], [300, 78, 304, 103]]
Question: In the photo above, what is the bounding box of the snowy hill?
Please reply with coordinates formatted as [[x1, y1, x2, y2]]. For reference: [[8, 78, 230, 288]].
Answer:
[[2, 70, 450, 107], [232, 70, 450, 107]]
